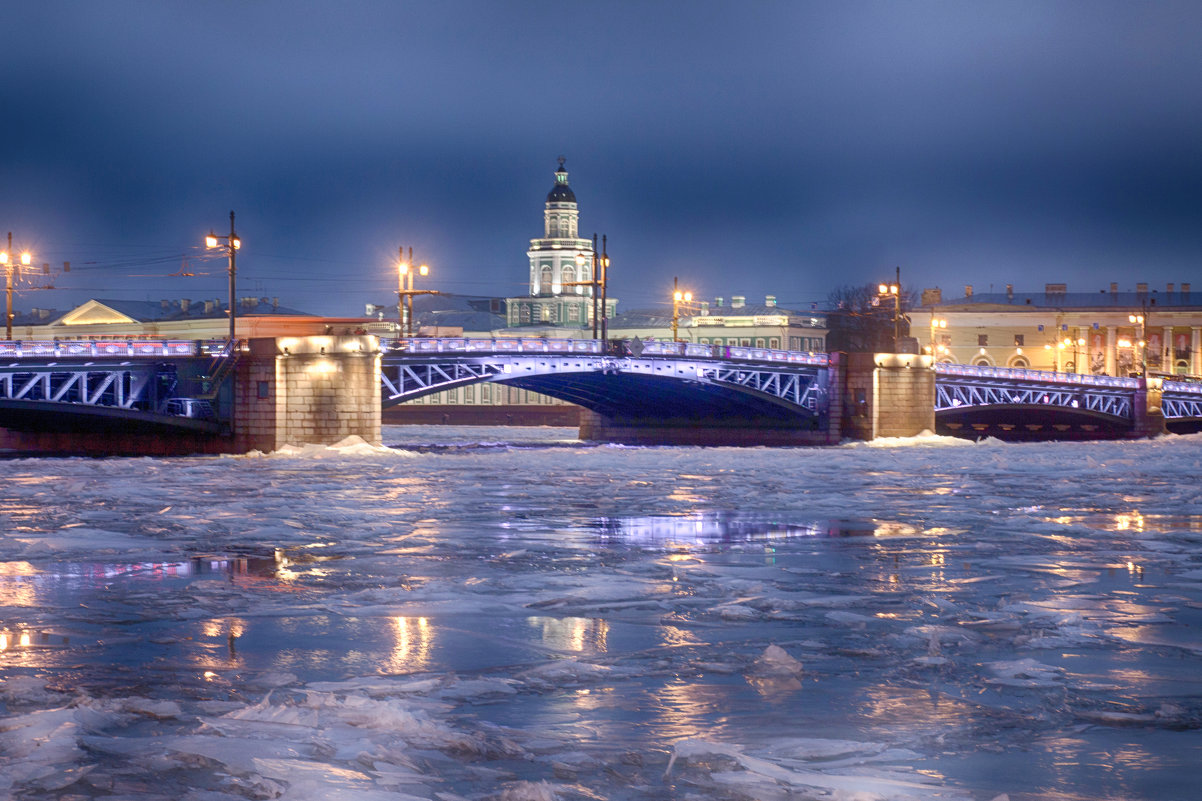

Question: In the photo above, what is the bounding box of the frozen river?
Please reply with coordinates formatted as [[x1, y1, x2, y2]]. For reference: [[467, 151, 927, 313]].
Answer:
[[2, 426, 1202, 801]]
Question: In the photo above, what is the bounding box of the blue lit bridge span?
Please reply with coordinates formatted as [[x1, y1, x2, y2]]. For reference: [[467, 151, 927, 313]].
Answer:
[[934, 362, 1202, 438], [0, 339, 235, 437], [381, 338, 833, 445]]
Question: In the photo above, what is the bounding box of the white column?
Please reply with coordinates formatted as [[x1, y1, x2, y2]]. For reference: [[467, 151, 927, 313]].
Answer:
[[1106, 326, 1117, 376], [1192, 327, 1201, 376]]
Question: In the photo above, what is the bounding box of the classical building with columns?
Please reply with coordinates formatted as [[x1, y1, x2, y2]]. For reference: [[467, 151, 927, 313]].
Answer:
[[506, 158, 617, 330], [916, 282, 1202, 376]]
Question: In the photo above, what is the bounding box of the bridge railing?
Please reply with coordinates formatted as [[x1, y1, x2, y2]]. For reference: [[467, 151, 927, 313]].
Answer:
[[384, 338, 829, 366], [0, 339, 205, 358], [1162, 379, 1202, 395], [934, 361, 1139, 388]]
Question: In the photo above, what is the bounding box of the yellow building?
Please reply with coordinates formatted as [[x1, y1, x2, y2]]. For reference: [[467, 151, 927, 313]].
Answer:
[[918, 283, 1201, 376]]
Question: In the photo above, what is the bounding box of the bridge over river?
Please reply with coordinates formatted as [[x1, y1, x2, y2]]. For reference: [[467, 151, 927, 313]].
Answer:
[[1, 336, 1199, 455]]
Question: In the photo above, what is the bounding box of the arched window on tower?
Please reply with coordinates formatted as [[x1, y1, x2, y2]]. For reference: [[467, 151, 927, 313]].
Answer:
[[562, 265, 575, 291], [539, 266, 552, 295]]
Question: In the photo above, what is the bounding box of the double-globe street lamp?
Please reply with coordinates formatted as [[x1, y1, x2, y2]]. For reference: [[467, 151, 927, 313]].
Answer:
[[877, 266, 902, 350], [671, 276, 703, 342], [1129, 312, 1147, 375], [204, 211, 241, 342], [1, 232, 33, 340], [397, 246, 438, 339], [927, 317, 948, 359]]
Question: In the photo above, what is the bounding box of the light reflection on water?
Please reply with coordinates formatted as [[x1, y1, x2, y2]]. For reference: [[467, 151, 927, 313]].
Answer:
[[596, 512, 929, 546]]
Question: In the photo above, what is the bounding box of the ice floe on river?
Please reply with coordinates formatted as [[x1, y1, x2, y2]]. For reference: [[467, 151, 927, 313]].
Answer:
[[3, 426, 1202, 799]]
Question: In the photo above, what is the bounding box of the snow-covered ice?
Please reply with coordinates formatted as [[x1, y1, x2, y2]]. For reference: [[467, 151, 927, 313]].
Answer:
[[2, 425, 1202, 800]]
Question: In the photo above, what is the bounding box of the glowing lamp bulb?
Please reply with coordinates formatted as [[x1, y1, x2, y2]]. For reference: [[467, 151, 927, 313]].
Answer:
[[205, 234, 218, 248], [20, 252, 31, 266], [419, 264, 429, 276]]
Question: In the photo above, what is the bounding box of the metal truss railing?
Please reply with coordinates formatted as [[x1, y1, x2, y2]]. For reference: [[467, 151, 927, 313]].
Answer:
[[701, 366, 825, 410], [0, 364, 154, 410], [380, 360, 507, 401], [1161, 380, 1202, 420], [935, 378, 1133, 419]]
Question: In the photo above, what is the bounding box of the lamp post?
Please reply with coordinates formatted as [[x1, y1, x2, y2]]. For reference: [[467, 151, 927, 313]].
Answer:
[[566, 234, 610, 341], [1129, 311, 1146, 375], [598, 235, 610, 342], [927, 316, 947, 360], [878, 266, 901, 350], [671, 276, 693, 342], [671, 275, 702, 342], [396, 246, 438, 339], [1, 232, 33, 340], [570, 247, 600, 339], [204, 211, 241, 342]]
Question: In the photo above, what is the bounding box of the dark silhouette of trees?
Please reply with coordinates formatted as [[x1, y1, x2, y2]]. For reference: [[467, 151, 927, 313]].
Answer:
[[825, 283, 916, 353]]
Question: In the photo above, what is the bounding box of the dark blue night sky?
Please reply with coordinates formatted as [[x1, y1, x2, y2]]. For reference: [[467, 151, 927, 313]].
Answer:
[[2, 1, 1200, 318]]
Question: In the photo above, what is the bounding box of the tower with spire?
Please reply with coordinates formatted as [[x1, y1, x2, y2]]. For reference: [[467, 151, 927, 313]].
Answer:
[[507, 158, 614, 329]]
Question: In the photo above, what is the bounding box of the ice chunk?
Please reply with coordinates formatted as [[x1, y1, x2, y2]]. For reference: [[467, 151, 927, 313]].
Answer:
[[751, 644, 803, 677]]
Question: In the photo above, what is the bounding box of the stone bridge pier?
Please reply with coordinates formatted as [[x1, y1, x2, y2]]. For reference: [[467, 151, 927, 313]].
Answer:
[[840, 352, 936, 440], [232, 336, 381, 453]]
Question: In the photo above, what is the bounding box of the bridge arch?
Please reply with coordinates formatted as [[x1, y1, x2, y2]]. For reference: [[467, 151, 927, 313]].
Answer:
[[379, 339, 833, 444]]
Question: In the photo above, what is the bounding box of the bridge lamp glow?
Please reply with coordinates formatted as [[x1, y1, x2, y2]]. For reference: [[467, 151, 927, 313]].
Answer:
[[0, 250, 33, 267]]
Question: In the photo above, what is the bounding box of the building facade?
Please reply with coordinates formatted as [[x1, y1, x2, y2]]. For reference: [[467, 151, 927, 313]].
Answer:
[[917, 283, 1202, 376]]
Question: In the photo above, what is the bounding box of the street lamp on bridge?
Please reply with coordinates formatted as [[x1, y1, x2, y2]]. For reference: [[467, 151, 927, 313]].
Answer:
[[671, 276, 703, 342], [204, 211, 241, 342], [877, 266, 902, 350], [1129, 312, 1147, 376], [1, 232, 33, 340], [397, 247, 439, 339]]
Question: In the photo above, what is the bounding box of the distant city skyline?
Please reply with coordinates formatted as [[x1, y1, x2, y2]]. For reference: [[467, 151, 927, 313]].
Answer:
[[2, 2, 1200, 320]]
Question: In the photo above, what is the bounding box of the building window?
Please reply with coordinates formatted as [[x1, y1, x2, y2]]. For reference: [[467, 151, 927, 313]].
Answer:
[[769, 338, 779, 348], [464, 386, 475, 404], [539, 266, 552, 294], [1013, 334, 1024, 347], [978, 334, 988, 347], [257, 381, 270, 399]]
